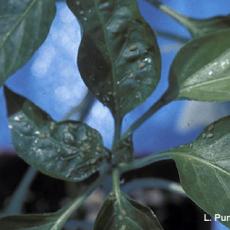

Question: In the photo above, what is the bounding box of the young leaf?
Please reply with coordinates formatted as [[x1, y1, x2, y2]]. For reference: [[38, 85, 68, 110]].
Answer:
[[172, 117, 230, 228], [4, 87, 109, 182], [168, 29, 230, 102], [147, 0, 230, 38], [0, 0, 56, 86], [94, 192, 163, 230], [67, 0, 161, 120]]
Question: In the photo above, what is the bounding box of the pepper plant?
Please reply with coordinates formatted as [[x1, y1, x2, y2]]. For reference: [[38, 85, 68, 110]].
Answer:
[[0, 0, 230, 229]]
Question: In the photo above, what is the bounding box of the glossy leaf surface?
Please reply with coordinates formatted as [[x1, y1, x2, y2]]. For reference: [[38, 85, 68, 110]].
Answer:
[[168, 29, 230, 102], [4, 87, 108, 182], [172, 117, 230, 227], [0, 0, 56, 86], [67, 0, 161, 119], [94, 192, 163, 230]]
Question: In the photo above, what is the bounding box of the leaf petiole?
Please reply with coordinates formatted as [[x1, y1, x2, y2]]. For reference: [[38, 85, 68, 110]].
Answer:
[[112, 116, 122, 151], [4, 167, 37, 215], [122, 178, 185, 196], [112, 169, 122, 202], [122, 91, 172, 140], [119, 151, 173, 174], [146, 0, 196, 35], [53, 176, 103, 229]]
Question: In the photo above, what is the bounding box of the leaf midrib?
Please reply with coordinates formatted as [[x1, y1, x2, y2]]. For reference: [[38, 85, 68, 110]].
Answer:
[[0, 0, 38, 49], [93, 0, 120, 119], [180, 75, 230, 94]]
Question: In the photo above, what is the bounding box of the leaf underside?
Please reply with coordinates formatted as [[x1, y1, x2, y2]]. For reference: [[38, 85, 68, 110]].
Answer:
[[67, 0, 161, 119], [0, 0, 56, 86], [4, 87, 108, 182], [94, 192, 163, 230], [172, 116, 230, 227]]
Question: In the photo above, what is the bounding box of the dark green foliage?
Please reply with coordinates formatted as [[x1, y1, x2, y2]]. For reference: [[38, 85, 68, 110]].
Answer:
[[0, 0, 230, 229], [172, 117, 230, 227], [168, 30, 230, 101], [94, 192, 163, 230], [0, 0, 56, 85], [186, 15, 230, 38], [5, 87, 109, 182], [67, 0, 161, 119]]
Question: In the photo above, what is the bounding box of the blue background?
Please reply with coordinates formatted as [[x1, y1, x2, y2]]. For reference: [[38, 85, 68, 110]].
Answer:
[[0, 1, 230, 229]]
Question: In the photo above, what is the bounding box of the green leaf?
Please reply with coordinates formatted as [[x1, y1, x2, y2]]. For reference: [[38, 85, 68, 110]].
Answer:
[[0, 0, 56, 86], [186, 15, 230, 38], [113, 136, 133, 165], [67, 0, 161, 119], [4, 87, 109, 182], [119, 117, 230, 227], [0, 213, 63, 230], [147, 0, 230, 38], [172, 116, 230, 227], [168, 29, 230, 102], [94, 192, 163, 230]]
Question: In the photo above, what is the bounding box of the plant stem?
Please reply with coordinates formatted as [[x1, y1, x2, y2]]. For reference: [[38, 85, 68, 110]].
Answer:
[[54, 177, 102, 229], [146, 0, 195, 35], [156, 30, 188, 43], [112, 116, 122, 151], [122, 92, 171, 140], [119, 151, 173, 174], [112, 169, 121, 201], [122, 178, 185, 196], [63, 91, 95, 121], [4, 167, 37, 215], [111, 114, 122, 202]]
